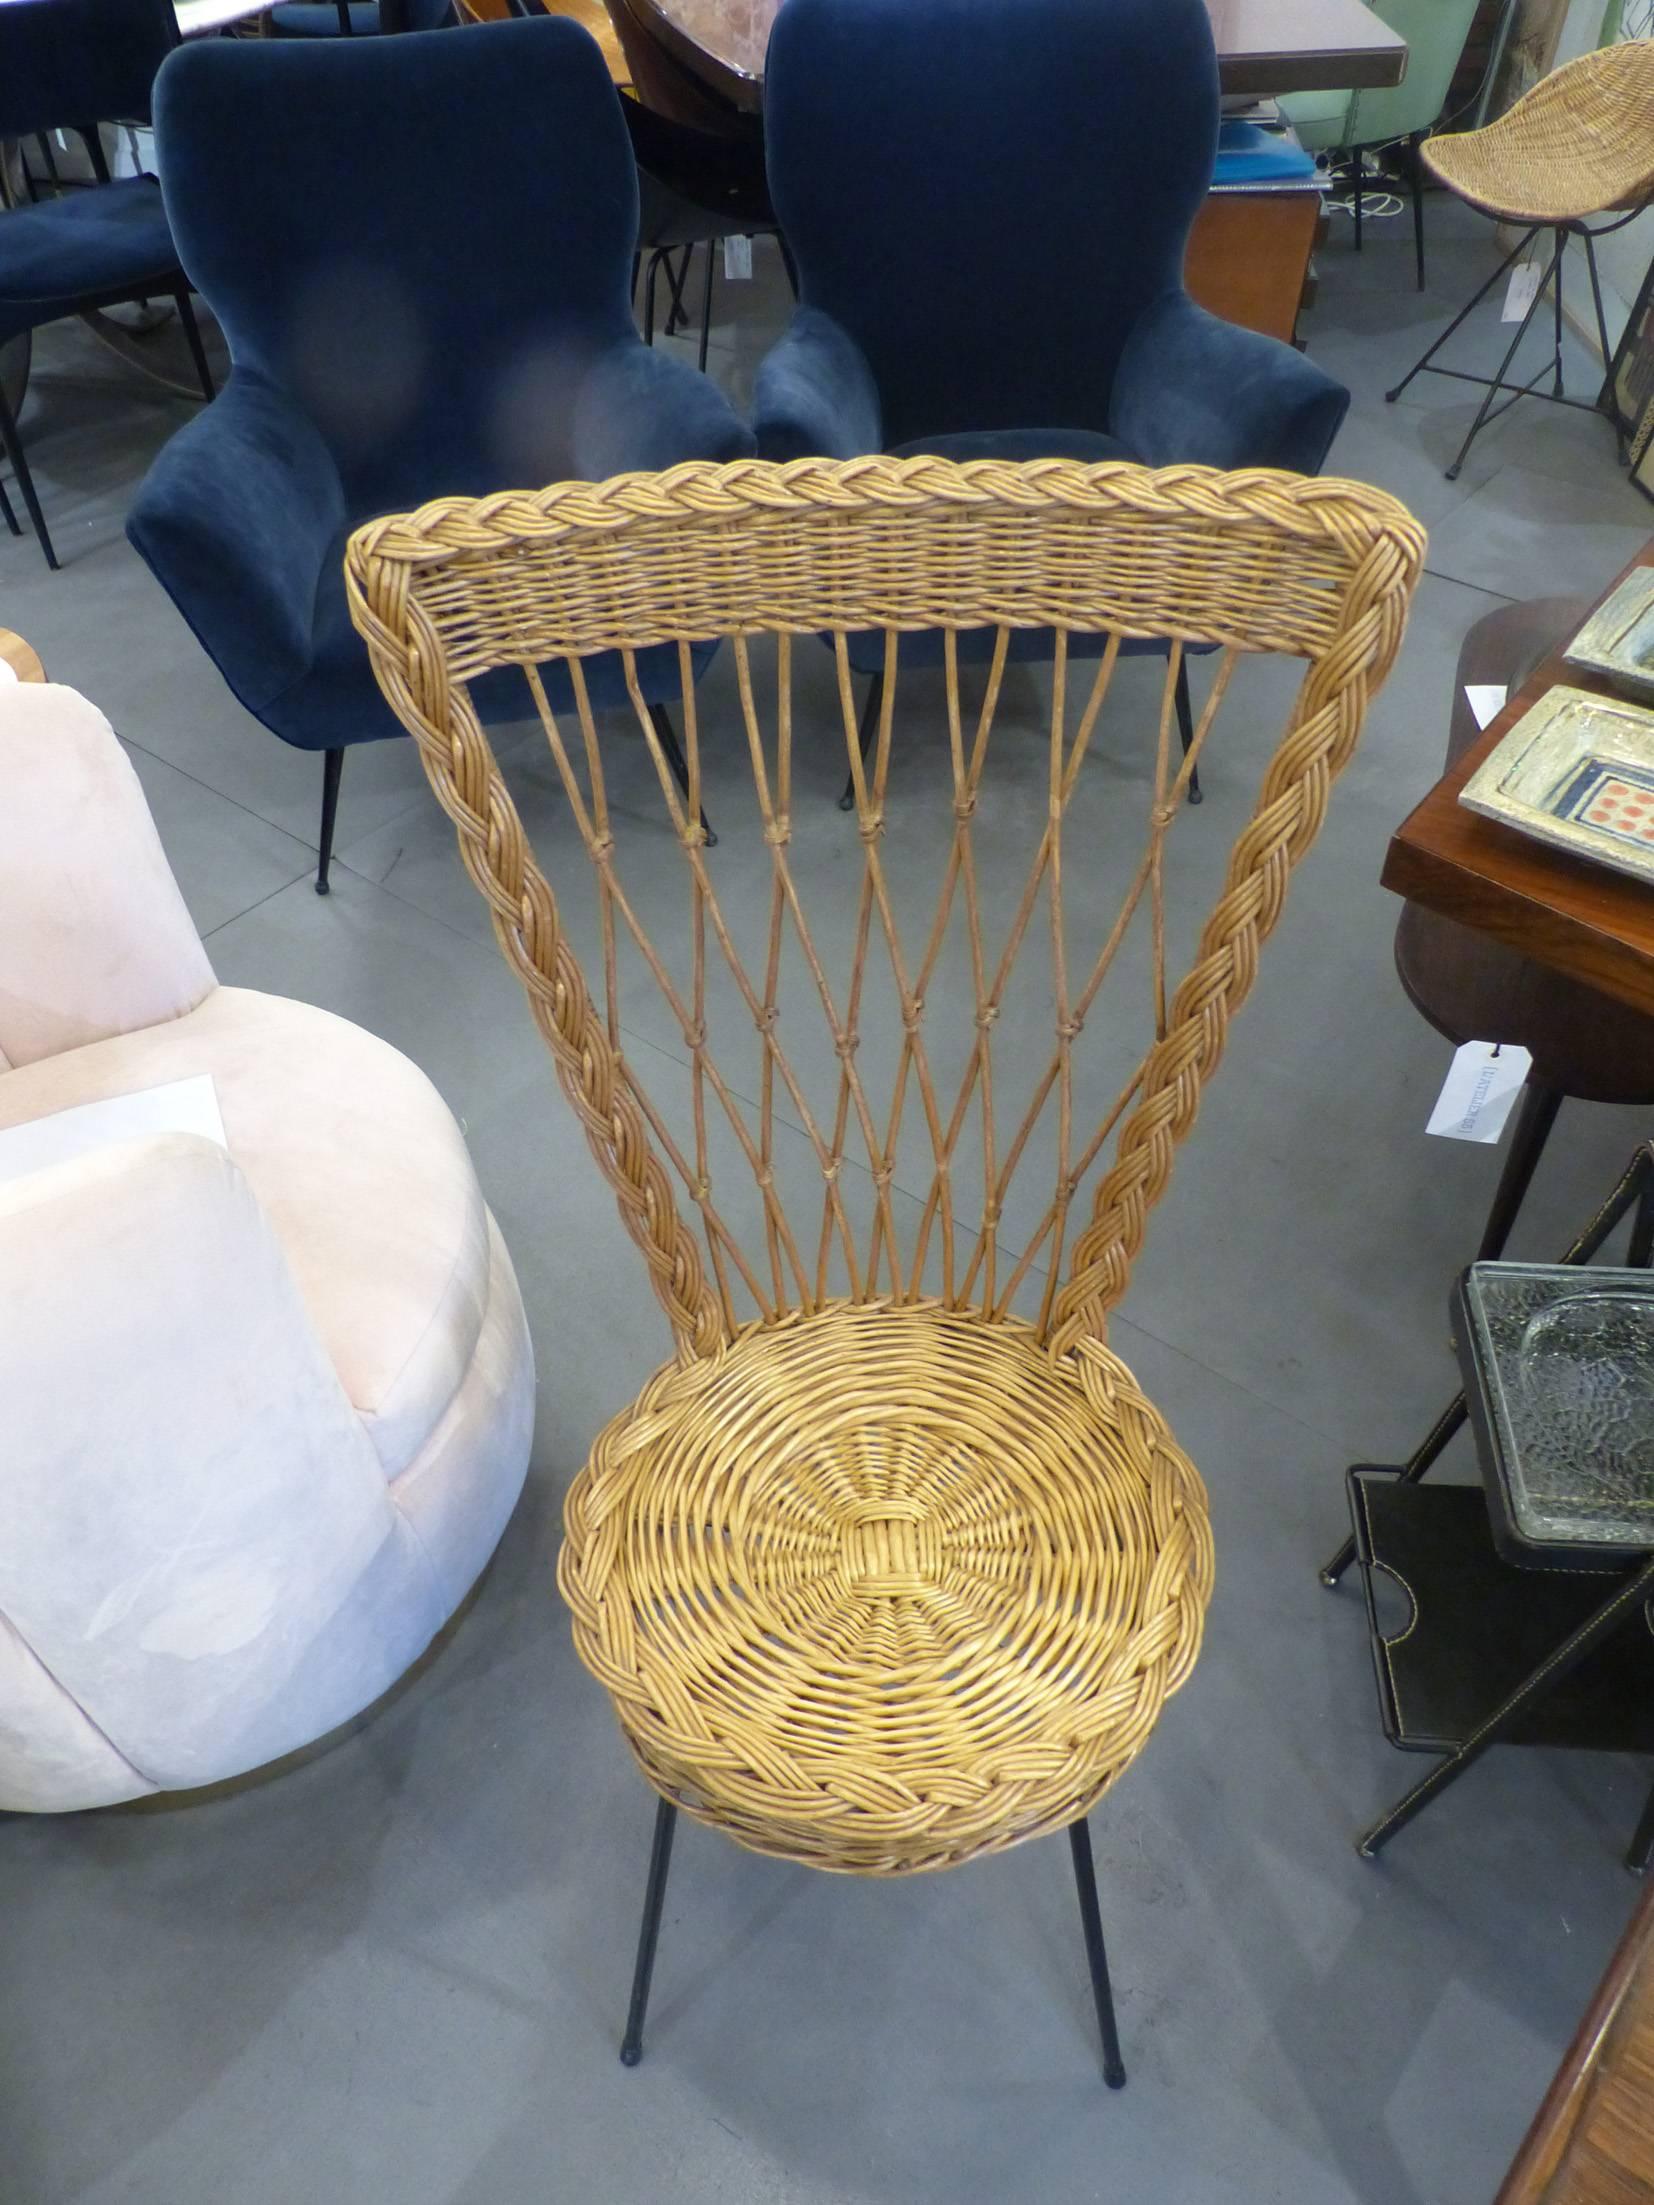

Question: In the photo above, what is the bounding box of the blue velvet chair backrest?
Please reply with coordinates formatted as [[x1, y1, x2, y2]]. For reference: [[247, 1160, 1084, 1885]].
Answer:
[[0, 0, 178, 141], [763, 0, 1220, 447], [152, 19, 642, 510]]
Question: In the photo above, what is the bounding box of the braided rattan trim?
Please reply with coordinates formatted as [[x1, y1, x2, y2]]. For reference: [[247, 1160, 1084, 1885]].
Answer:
[[347, 456, 1423, 1364], [557, 1300, 1214, 1873], [1423, 40, 1654, 224]]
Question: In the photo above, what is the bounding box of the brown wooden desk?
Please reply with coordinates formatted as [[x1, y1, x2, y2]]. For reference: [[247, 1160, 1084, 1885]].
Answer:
[[633, 0, 1407, 113], [1383, 544, 1654, 1021], [1496, 1881, 1654, 2203]]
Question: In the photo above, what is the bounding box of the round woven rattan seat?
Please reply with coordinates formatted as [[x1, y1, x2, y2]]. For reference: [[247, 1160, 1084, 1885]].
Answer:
[[1422, 40, 1654, 224], [559, 1299, 1213, 1874]]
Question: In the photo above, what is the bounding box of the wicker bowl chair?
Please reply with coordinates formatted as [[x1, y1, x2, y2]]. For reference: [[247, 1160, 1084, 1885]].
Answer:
[[346, 455, 1423, 2085], [1389, 39, 1654, 479]]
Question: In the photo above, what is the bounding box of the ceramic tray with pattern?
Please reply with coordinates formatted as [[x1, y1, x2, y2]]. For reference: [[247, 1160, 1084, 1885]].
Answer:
[[1459, 684, 1654, 886], [1564, 568, 1654, 702]]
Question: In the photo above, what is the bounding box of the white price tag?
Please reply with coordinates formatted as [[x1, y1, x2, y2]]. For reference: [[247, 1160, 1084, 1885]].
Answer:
[[1464, 684, 1507, 731], [722, 236, 753, 281], [1426, 1042, 1532, 1145], [1502, 259, 1541, 323]]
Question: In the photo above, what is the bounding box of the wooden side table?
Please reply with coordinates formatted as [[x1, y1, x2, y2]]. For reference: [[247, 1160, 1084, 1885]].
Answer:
[[0, 630, 45, 684]]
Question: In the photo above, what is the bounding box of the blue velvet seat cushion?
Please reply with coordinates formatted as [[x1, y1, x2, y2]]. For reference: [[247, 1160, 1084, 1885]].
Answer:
[[848, 424, 1175, 675], [0, 178, 178, 341]]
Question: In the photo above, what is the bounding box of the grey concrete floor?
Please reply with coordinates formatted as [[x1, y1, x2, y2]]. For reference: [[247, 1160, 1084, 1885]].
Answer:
[[5, 190, 1654, 2205]]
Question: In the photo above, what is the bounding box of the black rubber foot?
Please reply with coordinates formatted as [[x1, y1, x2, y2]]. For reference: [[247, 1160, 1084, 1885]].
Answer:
[[619, 2041, 643, 2067], [703, 827, 719, 849], [315, 877, 331, 896], [838, 792, 856, 813], [1104, 2061, 1127, 2090], [1384, 388, 1401, 404], [1187, 785, 1203, 807], [1444, 463, 1462, 482]]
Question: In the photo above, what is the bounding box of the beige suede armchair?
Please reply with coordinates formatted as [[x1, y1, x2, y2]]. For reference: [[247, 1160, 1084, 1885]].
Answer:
[[0, 683, 535, 1812]]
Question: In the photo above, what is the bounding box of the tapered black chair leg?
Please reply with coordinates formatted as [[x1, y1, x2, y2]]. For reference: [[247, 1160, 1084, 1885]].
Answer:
[[620, 1797, 678, 2066], [1628, 1773, 1654, 1874], [0, 472, 19, 537], [1476, 1079, 1562, 1261], [779, 236, 800, 298], [839, 672, 884, 811], [316, 745, 344, 895], [0, 383, 55, 569], [1068, 1818, 1126, 2089], [175, 288, 215, 401], [698, 240, 715, 374], [1410, 131, 1426, 291], [648, 701, 716, 845], [1352, 156, 1363, 253], [1174, 655, 1201, 804]]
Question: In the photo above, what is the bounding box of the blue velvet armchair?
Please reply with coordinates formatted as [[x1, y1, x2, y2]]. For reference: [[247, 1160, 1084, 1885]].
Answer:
[[129, 19, 754, 890], [753, 0, 1351, 794]]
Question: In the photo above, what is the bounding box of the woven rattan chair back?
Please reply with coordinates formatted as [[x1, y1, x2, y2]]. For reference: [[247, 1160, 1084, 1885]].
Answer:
[[1423, 39, 1654, 224], [348, 455, 1421, 1364]]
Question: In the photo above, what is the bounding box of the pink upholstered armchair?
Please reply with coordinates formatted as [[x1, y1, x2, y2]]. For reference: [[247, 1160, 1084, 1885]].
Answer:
[[0, 683, 534, 1811]]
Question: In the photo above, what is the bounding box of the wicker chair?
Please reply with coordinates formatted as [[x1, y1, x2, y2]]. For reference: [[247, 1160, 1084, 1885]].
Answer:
[[346, 454, 1423, 2085], [1388, 40, 1654, 480]]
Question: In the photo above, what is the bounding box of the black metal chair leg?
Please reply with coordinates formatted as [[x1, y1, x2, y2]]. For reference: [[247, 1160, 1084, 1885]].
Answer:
[[1476, 1079, 1562, 1261], [1387, 223, 1538, 405], [1443, 230, 1567, 481], [698, 240, 715, 374], [1410, 130, 1426, 291], [779, 236, 800, 298], [1629, 1771, 1654, 1874], [1352, 154, 1363, 254], [0, 471, 18, 537], [1359, 1555, 1654, 1859], [620, 1797, 678, 2066], [1173, 654, 1201, 805], [316, 745, 344, 895], [0, 380, 55, 569], [1553, 226, 1566, 397], [643, 248, 661, 345], [648, 701, 716, 845], [175, 288, 215, 401], [839, 672, 884, 811], [1068, 1818, 1126, 2088]]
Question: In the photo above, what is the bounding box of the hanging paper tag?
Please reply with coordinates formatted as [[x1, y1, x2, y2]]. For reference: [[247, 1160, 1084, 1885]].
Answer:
[[723, 236, 753, 280], [1426, 1042, 1533, 1144], [1502, 260, 1541, 323], [1464, 684, 1507, 730]]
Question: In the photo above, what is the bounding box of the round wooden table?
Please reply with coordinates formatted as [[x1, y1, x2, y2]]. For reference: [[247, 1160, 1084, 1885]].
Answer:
[[0, 630, 46, 684]]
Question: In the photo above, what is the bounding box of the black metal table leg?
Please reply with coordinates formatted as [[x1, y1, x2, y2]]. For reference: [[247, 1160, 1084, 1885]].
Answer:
[[1358, 1555, 1654, 1860], [1068, 1817, 1126, 2089], [620, 1796, 678, 2067]]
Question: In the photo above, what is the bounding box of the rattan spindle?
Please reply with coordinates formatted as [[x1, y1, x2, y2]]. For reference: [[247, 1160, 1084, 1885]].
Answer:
[[346, 455, 1422, 1889]]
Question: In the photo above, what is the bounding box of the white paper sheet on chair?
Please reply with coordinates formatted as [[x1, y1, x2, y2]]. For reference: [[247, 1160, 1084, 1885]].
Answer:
[[0, 1074, 227, 1189]]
